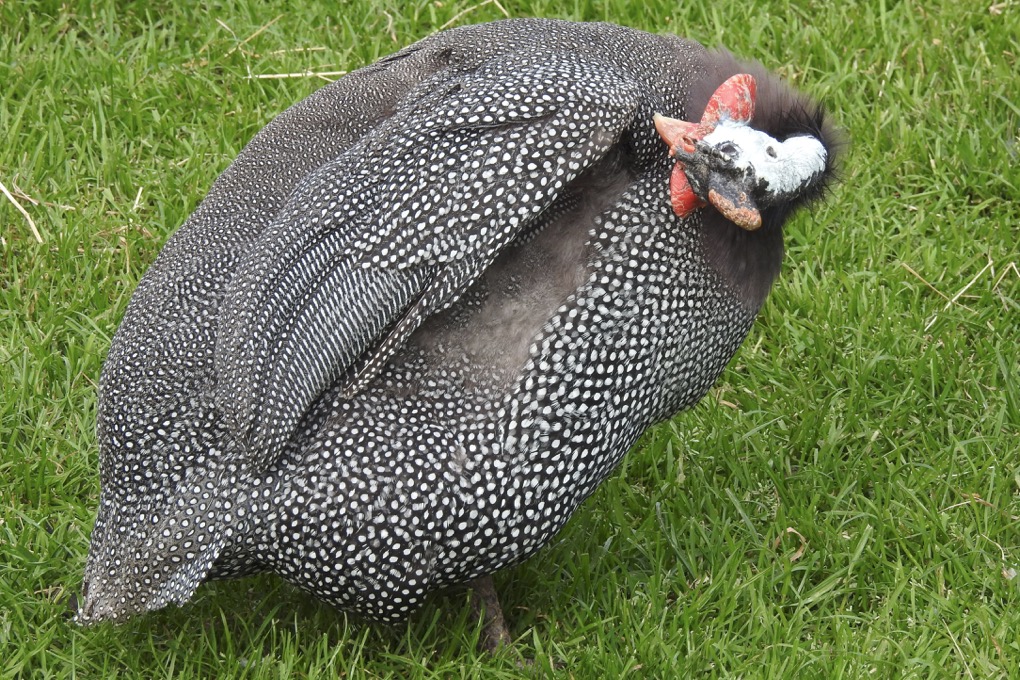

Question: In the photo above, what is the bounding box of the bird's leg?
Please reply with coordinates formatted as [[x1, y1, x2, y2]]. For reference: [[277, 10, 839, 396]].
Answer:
[[468, 575, 512, 653]]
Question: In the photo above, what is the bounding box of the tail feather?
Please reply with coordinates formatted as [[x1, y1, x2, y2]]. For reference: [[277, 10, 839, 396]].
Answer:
[[77, 462, 248, 625]]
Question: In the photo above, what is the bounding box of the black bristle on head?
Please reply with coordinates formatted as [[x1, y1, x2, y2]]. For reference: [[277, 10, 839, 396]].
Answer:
[[689, 49, 842, 311]]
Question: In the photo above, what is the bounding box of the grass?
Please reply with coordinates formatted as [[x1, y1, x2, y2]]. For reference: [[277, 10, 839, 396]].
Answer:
[[1, 0, 1018, 677]]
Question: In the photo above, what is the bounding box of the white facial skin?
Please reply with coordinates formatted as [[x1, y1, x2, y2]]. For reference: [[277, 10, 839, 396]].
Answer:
[[702, 119, 827, 199]]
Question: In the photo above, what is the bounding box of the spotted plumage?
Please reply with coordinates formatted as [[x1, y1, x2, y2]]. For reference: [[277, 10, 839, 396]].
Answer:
[[78, 18, 838, 629]]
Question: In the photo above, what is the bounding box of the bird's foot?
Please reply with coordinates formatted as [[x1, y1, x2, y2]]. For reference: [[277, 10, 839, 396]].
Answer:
[[468, 574, 513, 653], [469, 575, 561, 671]]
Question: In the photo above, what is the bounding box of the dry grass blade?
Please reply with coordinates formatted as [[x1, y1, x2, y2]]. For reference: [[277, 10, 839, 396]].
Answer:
[[1, 178, 43, 243], [924, 258, 994, 330], [992, 261, 1018, 290], [772, 527, 808, 562], [225, 14, 283, 57], [437, 0, 511, 32], [245, 70, 348, 81], [900, 261, 952, 302]]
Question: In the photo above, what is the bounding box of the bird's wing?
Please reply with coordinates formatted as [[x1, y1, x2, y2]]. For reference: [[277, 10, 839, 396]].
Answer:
[[215, 50, 645, 471]]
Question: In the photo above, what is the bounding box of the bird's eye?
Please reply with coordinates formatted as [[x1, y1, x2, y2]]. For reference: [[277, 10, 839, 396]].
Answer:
[[766, 146, 777, 158], [718, 142, 737, 156]]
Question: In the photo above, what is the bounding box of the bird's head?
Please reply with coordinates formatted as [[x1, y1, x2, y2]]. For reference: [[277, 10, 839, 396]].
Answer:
[[654, 73, 829, 230]]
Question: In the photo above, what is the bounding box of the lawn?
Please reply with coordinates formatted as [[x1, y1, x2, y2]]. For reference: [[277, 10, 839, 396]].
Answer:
[[1, 0, 1018, 677]]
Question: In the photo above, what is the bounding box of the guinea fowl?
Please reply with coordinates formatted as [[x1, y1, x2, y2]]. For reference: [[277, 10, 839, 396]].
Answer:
[[78, 18, 838, 649]]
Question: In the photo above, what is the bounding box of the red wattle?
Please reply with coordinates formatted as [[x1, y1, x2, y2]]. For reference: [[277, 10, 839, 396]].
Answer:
[[669, 163, 705, 217]]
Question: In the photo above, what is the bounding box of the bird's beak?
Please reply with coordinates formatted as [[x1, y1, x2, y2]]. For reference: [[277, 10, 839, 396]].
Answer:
[[653, 114, 702, 156]]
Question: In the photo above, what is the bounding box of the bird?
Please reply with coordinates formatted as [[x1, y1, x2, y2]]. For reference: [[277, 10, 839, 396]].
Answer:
[[77, 18, 838, 650]]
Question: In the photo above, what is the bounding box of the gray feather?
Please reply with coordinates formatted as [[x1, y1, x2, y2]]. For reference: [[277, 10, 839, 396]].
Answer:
[[215, 50, 644, 470]]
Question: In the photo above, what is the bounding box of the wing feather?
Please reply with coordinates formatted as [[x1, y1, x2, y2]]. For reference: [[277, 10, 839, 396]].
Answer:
[[216, 50, 645, 470]]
